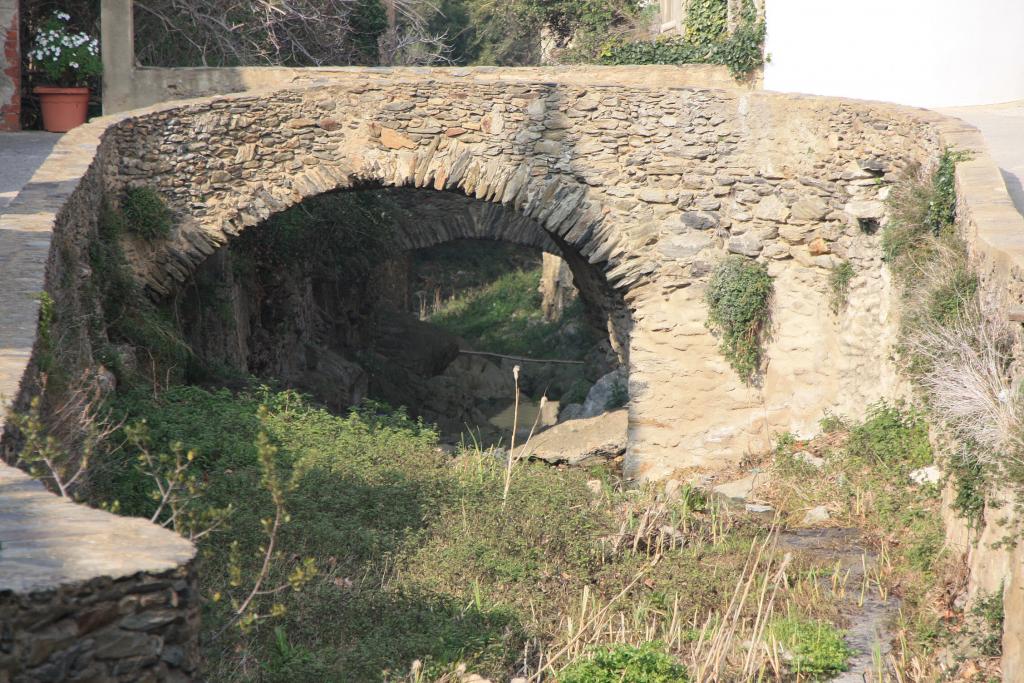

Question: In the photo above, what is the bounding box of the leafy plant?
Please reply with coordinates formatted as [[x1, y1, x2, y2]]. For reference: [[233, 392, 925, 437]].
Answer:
[[558, 642, 688, 683], [926, 149, 968, 234], [705, 256, 773, 383], [27, 11, 101, 87], [829, 260, 854, 314], [89, 195, 190, 384], [949, 443, 987, 529], [846, 401, 932, 472], [769, 616, 851, 677], [599, 0, 765, 78], [969, 587, 1004, 657], [123, 187, 174, 240]]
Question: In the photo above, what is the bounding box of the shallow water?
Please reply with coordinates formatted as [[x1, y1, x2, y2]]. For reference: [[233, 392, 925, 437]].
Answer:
[[777, 528, 899, 681]]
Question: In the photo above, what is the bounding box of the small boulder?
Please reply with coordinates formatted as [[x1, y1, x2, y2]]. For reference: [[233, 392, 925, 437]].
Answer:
[[576, 368, 628, 419], [793, 450, 825, 468], [909, 465, 942, 485], [713, 473, 761, 502], [801, 505, 831, 526], [527, 409, 627, 466]]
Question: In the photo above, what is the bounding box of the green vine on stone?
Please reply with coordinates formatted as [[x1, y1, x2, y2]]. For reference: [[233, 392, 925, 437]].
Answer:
[[599, 0, 765, 78], [705, 256, 773, 384]]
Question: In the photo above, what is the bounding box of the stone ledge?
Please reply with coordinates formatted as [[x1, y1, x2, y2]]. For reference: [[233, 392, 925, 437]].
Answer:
[[107, 63, 756, 114], [0, 464, 195, 594]]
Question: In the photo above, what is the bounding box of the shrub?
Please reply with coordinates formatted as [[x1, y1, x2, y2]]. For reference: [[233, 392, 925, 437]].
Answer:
[[705, 256, 773, 383], [846, 401, 932, 472], [882, 149, 968, 269], [89, 196, 190, 383], [926, 149, 967, 234], [558, 642, 688, 683], [949, 443, 987, 529], [599, 0, 764, 78], [123, 187, 174, 240], [769, 616, 851, 677]]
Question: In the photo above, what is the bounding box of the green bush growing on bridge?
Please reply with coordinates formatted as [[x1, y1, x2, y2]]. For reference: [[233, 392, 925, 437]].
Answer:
[[599, 0, 765, 78], [705, 256, 773, 384], [881, 149, 1014, 536], [123, 187, 174, 240], [89, 196, 190, 382]]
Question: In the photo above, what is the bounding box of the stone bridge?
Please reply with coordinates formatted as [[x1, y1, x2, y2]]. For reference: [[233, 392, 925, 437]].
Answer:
[[108, 74, 944, 478], [3, 67, 1024, 680]]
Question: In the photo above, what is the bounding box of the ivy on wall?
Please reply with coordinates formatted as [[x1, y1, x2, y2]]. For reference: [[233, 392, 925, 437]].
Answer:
[[599, 0, 765, 79]]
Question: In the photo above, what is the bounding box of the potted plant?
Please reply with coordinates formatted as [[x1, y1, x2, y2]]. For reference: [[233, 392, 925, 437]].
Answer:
[[27, 11, 101, 133]]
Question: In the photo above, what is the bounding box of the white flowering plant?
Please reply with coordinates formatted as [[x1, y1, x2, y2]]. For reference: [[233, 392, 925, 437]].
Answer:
[[28, 12, 101, 87]]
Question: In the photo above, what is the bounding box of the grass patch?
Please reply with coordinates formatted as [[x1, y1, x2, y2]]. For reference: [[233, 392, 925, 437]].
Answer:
[[89, 383, 853, 681], [558, 642, 689, 683], [769, 615, 851, 677], [123, 186, 174, 240], [430, 268, 595, 360], [829, 260, 854, 314]]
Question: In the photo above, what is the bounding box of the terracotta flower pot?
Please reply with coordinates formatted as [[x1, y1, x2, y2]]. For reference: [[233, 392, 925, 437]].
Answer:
[[34, 86, 90, 133]]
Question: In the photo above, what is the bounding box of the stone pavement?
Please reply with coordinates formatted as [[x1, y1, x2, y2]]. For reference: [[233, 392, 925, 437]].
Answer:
[[0, 131, 60, 210], [942, 101, 1024, 217]]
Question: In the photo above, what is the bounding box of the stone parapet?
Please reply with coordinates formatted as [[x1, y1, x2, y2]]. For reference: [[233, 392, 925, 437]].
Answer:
[[0, 467, 198, 682]]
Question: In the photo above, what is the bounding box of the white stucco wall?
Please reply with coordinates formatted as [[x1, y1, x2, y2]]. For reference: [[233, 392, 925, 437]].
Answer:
[[763, 0, 1024, 108]]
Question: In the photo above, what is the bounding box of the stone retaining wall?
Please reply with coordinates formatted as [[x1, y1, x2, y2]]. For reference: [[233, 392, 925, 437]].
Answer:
[[0, 98, 197, 682], [929, 113, 1024, 680], [0, 468, 198, 683]]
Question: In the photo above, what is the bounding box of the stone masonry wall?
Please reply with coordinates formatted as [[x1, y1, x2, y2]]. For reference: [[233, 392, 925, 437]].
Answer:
[[103, 78, 941, 478], [0, 468, 199, 683], [0, 568, 200, 683], [0, 105, 198, 680]]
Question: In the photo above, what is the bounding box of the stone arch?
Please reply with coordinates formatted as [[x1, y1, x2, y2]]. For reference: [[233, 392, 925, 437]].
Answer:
[[105, 79, 940, 479]]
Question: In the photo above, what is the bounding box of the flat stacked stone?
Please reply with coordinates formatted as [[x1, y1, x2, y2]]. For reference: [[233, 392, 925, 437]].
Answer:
[[0, 464, 197, 682]]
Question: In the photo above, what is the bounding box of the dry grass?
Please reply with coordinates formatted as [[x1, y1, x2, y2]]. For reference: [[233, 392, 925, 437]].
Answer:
[[905, 313, 1022, 462]]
